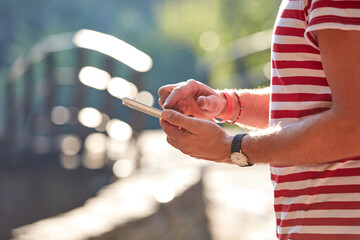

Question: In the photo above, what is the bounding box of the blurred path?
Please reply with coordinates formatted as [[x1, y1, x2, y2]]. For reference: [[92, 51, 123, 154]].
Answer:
[[139, 130, 276, 240], [12, 129, 276, 240]]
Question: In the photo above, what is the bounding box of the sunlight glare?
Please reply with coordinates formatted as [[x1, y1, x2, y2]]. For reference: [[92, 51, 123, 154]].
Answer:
[[153, 184, 175, 203], [78, 107, 102, 128], [220, 188, 268, 215], [113, 159, 133, 178], [107, 77, 138, 99], [73, 29, 153, 72], [95, 113, 110, 132], [135, 91, 154, 106], [106, 119, 133, 142], [78, 66, 111, 90], [84, 133, 108, 154], [107, 138, 127, 161], [82, 151, 107, 169]]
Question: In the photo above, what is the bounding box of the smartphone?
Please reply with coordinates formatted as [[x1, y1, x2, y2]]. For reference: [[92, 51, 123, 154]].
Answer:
[[122, 97, 162, 119]]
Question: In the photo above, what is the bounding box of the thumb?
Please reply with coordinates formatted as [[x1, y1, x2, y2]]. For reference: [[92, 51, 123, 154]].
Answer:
[[197, 95, 220, 112], [161, 109, 200, 133]]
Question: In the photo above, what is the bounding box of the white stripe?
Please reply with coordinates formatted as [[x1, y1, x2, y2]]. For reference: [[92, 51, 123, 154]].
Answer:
[[276, 209, 360, 221], [278, 225, 360, 235], [270, 101, 331, 111], [271, 84, 331, 94], [277, 225, 302, 236], [275, 192, 360, 206], [272, 51, 322, 62], [274, 176, 360, 191], [272, 68, 326, 78], [310, 7, 360, 22], [273, 35, 308, 45], [307, 22, 360, 32], [277, 18, 306, 29], [270, 160, 360, 176], [283, 0, 302, 10]]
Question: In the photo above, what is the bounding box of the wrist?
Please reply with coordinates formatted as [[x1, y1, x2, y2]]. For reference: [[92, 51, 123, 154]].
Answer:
[[216, 91, 242, 123], [241, 134, 253, 165], [220, 133, 234, 163]]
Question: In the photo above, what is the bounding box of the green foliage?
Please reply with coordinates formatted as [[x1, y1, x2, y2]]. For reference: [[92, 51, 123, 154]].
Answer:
[[155, 0, 280, 88]]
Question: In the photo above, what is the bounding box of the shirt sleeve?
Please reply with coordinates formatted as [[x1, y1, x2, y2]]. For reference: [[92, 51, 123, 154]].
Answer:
[[304, 0, 360, 49]]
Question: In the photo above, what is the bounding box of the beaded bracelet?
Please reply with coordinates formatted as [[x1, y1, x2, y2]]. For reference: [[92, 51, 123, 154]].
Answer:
[[228, 92, 242, 124]]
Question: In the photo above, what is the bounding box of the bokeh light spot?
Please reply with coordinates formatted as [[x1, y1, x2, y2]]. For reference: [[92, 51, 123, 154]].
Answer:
[[106, 119, 133, 142], [199, 31, 220, 52], [78, 107, 102, 128]]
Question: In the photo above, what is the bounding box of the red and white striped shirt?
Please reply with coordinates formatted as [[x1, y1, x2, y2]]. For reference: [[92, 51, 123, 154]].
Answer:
[[270, 0, 360, 239]]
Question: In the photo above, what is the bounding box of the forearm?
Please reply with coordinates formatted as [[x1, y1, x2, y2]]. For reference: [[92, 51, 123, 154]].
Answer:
[[217, 87, 270, 129], [242, 108, 360, 166], [242, 30, 360, 166]]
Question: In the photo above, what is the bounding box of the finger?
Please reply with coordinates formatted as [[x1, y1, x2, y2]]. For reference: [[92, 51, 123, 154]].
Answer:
[[163, 80, 197, 109], [158, 98, 164, 109], [197, 95, 220, 111], [166, 136, 195, 156], [158, 84, 177, 107], [160, 118, 188, 138], [161, 109, 202, 134], [166, 136, 180, 150]]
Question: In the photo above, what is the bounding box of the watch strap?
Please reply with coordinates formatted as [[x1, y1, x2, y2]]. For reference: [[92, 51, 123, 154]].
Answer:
[[231, 134, 246, 154], [231, 133, 253, 167]]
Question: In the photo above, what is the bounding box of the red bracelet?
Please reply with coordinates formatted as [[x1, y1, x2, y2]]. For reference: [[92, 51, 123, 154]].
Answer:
[[228, 92, 242, 124], [211, 92, 232, 123]]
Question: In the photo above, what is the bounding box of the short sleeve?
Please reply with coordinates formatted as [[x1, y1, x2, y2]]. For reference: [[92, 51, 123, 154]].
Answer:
[[304, 0, 360, 49]]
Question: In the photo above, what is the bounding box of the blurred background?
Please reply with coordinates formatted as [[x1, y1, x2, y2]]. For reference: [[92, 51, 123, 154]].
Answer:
[[0, 0, 280, 239]]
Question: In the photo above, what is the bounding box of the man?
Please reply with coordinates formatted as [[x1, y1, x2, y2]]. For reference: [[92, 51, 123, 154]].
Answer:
[[158, 0, 360, 239]]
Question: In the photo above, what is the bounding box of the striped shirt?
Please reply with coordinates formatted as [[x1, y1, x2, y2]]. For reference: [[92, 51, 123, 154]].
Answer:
[[270, 0, 360, 239]]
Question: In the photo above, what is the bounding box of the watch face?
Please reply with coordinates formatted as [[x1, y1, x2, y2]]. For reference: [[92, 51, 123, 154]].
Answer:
[[230, 152, 249, 166]]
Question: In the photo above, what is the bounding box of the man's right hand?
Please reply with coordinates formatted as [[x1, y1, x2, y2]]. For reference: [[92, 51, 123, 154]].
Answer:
[[158, 79, 227, 119]]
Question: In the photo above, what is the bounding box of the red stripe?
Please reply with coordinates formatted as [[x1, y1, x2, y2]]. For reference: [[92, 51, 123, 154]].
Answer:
[[312, 1, 360, 9], [275, 201, 360, 212], [275, 26, 305, 37], [309, 15, 360, 27], [272, 60, 323, 70], [279, 233, 360, 240], [271, 93, 332, 102], [272, 76, 328, 86], [270, 107, 329, 119], [278, 217, 360, 227], [305, 31, 318, 47], [281, 9, 305, 21], [271, 167, 360, 183], [273, 43, 320, 54], [304, 0, 312, 18], [274, 184, 360, 198]]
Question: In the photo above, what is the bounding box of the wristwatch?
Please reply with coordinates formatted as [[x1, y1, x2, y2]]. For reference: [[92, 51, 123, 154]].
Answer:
[[230, 134, 253, 167]]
